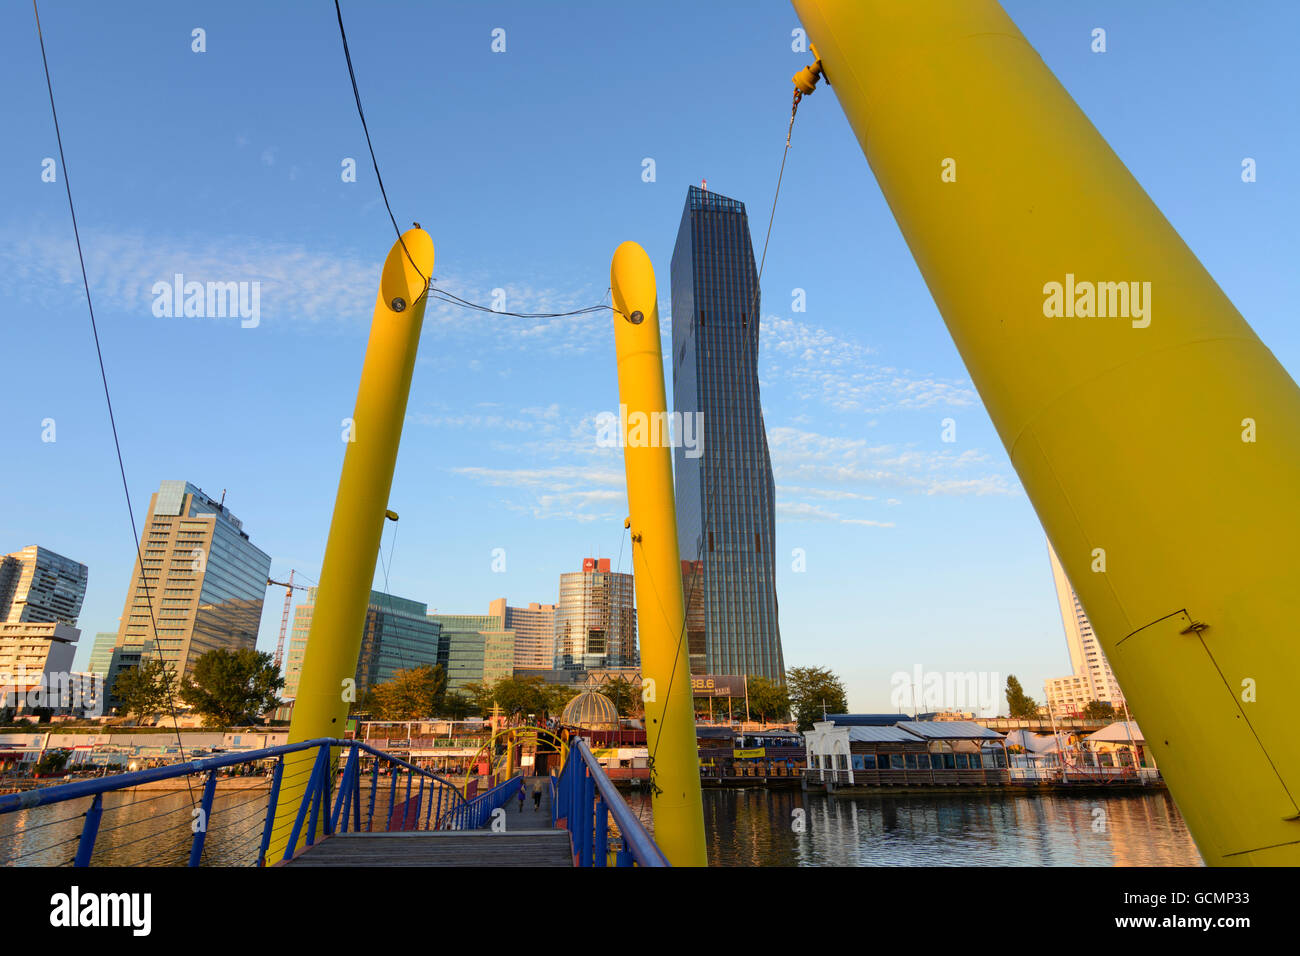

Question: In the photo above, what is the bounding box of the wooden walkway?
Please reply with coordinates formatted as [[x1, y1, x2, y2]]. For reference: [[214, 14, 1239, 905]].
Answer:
[[282, 830, 573, 866], [284, 777, 572, 867]]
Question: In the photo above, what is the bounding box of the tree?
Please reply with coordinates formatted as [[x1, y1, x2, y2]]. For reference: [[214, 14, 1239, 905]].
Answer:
[[1083, 699, 1116, 721], [461, 681, 495, 717], [787, 666, 848, 731], [34, 749, 70, 776], [745, 675, 791, 724], [440, 691, 471, 720], [369, 664, 447, 720], [544, 684, 580, 718], [1005, 675, 1039, 719], [490, 675, 550, 717], [598, 677, 639, 718], [113, 658, 178, 722], [179, 648, 283, 727]]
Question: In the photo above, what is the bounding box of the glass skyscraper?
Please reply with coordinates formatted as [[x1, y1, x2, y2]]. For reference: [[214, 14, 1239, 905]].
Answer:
[[670, 185, 785, 682], [284, 588, 444, 700], [113, 481, 271, 680], [426, 611, 515, 693], [553, 558, 637, 672], [0, 545, 88, 702]]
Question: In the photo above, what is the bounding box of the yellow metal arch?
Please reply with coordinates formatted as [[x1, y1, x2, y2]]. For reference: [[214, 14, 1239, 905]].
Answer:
[[462, 726, 569, 790]]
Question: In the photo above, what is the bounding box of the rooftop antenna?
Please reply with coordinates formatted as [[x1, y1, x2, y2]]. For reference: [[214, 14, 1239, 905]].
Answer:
[[701, 178, 708, 191], [219, 488, 226, 508]]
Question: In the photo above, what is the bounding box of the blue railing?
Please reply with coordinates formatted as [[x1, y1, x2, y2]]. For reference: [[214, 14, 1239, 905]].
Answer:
[[440, 775, 522, 830], [0, 737, 468, 867], [552, 738, 668, 867]]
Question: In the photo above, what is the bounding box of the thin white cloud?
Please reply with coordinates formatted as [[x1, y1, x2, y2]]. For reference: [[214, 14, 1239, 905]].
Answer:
[[760, 314, 977, 413], [448, 464, 625, 523], [768, 425, 1019, 497], [777, 500, 896, 528], [0, 224, 613, 355]]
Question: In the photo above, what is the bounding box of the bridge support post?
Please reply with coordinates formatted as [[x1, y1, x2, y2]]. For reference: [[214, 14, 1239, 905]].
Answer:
[[268, 228, 434, 859], [609, 241, 707, 866], [790, 0, 1300, 864]]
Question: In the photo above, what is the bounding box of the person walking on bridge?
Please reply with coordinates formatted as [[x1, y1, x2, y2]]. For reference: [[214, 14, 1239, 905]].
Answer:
[[532, 780, 542, 811], [517, 781, 526, 813]]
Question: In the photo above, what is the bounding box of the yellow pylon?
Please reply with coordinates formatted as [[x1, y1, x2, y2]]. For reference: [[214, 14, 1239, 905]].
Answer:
[[609, 241, 707, 866], [268, 227, 434, 860], [791, 0, 1300, 864]]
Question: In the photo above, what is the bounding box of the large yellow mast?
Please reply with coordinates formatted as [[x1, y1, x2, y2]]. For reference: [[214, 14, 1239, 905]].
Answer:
[[610, 241, 708, 866], [790, 0, 1300, 865], [269, 227, 434, 860]]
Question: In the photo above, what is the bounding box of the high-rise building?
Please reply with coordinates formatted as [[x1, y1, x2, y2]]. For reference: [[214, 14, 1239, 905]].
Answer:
[[282, 587, 442, 702], [88, 632, 118, 678], [489, 598, 556, 671], [427, 611, 515, 692], [0, 546, 88, 704], [670, 184, 784, 681], [554, 558, 637, 672], [0, 546, 89, 626], [1043, 539, 1125, 715], [112, 481, 271, 680]]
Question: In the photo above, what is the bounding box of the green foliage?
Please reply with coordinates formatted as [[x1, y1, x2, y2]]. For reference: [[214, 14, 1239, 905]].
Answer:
[[596, 676, 640, 718], [440, 691, 471, 720], [1083, 699, 1117, 721], [368, 664, 447, 720], [178, 648, 284, 728], [745, 675, 792, 723], [35, 749, 70, 775], [461, 681, 495, 717], [112, 658, 178, 721], [786, 666, 848, 731], [544, 683, 580, 717], [1005, 675, 1039, 719], [491, 675, 543, 716]]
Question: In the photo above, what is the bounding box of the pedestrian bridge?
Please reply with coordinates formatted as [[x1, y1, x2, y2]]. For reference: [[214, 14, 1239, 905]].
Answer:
[[0, 737, 667, 868]]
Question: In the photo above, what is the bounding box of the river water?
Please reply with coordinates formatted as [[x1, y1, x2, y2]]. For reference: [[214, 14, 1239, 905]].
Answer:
[[625, 787, 1203, 866], [1, 784, 1202, 866]]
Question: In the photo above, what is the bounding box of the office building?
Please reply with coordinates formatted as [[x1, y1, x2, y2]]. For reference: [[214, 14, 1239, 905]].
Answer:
[[0, 546, 88, 705], [111, 481, 271, 680], [87, 632, 118, 678], [670, 184, 785, 681], [489, 598, 556, 671], [554, 558, 637, 672], [105, 639, 155, 712], [427, 611, 515, 692], [283, 588, 442, 701], [1043, 539, 1125, 716], [0, 546, 89, 626]]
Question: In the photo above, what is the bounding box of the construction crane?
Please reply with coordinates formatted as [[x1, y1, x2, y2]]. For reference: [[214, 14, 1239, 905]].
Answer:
[[267, 571, 307, 673]]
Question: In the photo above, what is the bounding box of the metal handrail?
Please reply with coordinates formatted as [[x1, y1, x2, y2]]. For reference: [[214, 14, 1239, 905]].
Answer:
[[440, 775, 522, 830], [0, 737, 470, 866], [0, 737, 464, 813], [555, 738, 668, 867]]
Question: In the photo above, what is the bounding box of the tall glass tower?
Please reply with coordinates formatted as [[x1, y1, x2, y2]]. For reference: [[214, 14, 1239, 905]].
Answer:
[[113, 481, 271, 680], [670, 185, 784, 682]]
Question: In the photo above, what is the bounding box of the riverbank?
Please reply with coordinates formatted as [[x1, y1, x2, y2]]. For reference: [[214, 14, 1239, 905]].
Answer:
[[0, 775, 272, 795]]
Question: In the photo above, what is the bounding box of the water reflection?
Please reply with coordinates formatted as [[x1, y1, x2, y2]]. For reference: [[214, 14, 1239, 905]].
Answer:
[[0, 787, 270, 867], [2, 784, 1204, 867], [628, 788, 1203, 866]]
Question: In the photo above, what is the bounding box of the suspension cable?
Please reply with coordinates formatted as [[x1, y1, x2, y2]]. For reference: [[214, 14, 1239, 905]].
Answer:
[[31, 0, 197, 810]]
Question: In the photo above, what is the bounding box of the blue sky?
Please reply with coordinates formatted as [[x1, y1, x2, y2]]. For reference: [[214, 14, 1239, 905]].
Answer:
[[2, 1, 1296, 713]]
